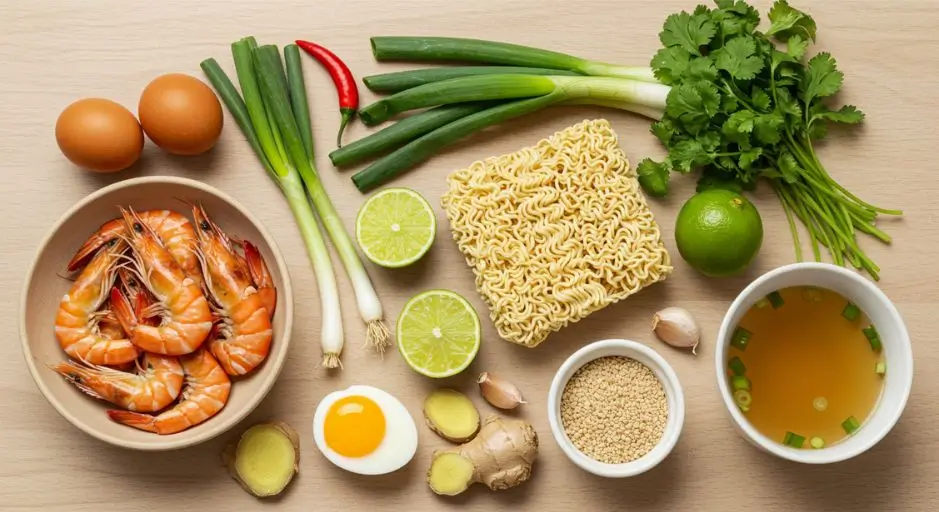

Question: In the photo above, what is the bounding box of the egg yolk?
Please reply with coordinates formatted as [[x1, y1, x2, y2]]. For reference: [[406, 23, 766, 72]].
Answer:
[[324, 395, 386, 457]]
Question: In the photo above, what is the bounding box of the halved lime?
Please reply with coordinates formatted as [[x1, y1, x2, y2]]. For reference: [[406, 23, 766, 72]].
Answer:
[[396, 290, 481, 378], [355, 187, 436, 268]]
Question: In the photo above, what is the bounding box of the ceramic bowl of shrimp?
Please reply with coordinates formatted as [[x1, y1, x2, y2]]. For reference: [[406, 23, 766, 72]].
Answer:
[[20, 176, 293, 451]]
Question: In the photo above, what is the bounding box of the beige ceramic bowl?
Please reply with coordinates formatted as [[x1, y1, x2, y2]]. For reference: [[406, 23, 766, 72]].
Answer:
[[19, 176, 293, 450]]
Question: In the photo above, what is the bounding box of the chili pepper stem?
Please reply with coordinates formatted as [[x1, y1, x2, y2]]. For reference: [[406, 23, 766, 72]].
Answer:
[[337, 107, 356, 148]]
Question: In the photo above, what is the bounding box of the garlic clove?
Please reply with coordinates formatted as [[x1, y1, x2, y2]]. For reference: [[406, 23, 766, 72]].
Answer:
[[477, 372, 526, 410], [652, 306, 701, 355]]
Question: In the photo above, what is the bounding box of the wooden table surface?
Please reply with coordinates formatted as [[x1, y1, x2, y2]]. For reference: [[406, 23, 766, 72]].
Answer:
[[3, 1, 938, 510]]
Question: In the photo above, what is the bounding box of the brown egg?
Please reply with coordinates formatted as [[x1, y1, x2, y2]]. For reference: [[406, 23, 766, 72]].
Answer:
[[138, 73, 223, 156], [55, 98, 144, 173]]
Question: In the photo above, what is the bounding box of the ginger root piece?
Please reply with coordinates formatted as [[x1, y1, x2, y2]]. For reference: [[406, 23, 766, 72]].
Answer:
[[427, 416, 538, 496], [423, 389, 480, 443], [221, 421, 300, 498]]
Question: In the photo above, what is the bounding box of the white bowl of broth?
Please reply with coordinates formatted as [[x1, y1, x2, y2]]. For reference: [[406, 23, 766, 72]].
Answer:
[[715, 262, 912, 464]]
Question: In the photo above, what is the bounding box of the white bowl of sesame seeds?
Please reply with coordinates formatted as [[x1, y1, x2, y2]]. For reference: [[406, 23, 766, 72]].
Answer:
[[547, 339, 685, 478]]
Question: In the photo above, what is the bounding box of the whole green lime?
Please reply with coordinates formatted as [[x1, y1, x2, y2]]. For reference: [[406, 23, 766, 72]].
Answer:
[[675, 189, 763, 277]]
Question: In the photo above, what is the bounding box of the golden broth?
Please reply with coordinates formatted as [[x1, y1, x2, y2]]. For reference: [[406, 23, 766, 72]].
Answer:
[[726, 286, 884, 449]]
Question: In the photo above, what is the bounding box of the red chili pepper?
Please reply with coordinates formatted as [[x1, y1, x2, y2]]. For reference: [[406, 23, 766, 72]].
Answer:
[[295, 40, 359, 148]]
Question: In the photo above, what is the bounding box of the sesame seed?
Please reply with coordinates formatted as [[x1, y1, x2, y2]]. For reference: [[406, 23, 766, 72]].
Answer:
[[560, 356, 669, 464]]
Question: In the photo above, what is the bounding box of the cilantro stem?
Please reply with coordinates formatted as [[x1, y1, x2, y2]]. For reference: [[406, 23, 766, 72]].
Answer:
[[773, 182, 803, 261]]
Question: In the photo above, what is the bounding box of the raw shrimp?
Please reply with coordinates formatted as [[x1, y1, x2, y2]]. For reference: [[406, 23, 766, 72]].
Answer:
[[67, 209, 202, 286], [192, 205, 273, 376], [111, 207, 213, 355], [54, 239, 139, 365], [242, 239, 277, 319], [107, 348, 231, 434], [52, 353, 183, 413]]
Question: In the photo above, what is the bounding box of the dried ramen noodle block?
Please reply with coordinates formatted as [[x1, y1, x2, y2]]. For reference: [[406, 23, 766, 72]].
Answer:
[[441, 119, 672, 347]]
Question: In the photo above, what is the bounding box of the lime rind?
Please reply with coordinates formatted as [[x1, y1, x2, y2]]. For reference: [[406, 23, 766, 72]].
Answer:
[[396, 289, 481, 378], [355, 187, 436, 268]]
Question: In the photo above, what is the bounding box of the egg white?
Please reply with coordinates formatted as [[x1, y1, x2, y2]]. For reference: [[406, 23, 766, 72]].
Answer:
[[313, 385, 419, 475]]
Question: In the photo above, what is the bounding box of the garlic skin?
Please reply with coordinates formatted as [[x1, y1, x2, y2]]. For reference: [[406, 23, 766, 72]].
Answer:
[[477, 372, 526, 409], [652, 307, 701, 354]]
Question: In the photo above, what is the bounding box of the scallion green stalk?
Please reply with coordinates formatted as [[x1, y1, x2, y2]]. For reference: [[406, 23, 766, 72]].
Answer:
[[272, 45, 391, 351], [329, 102, 498, 168], [370, 36, 658, 82], [362, 66, 582, 93], [202, 39, 345, 368], [359, 74, 669, 126]]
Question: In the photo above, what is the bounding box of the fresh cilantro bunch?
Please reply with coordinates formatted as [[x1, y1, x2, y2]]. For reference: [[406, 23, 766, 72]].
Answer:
[[637, 0, 899, 279]]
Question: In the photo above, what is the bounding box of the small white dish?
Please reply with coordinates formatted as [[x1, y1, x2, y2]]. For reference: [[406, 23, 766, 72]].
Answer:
[[547, 339, 685, 478], [715, 262, 913, 464]]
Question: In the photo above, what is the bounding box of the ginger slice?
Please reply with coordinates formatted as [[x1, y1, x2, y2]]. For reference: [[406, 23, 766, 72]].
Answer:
[[222, 421, 300, 498], [423, 389, 480, 443]]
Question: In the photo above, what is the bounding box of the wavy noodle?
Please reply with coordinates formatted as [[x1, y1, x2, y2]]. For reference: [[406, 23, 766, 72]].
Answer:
[[441, 119, 673, 347]]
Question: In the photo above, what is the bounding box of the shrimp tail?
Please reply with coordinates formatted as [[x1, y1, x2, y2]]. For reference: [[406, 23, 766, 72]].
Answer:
[[107, 410, 158, 433], [51, 362, 107, 401], [243, 239, 277, 318], [110, 287, 138, 336]]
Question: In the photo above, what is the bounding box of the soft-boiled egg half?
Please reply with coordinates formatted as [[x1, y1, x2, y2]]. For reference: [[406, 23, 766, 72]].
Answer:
[[313, 385, 418, 475]]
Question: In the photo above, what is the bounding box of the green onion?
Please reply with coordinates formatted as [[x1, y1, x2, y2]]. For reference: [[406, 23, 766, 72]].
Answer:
[[733, 389, 752, 409], [358, 74, 670, 126], [362, 66, 581, 93], [813, 396, 828, 412], [863, 325, 882, 352], [842, 302, 861, 321], [732, 375, 751, 391], [329, 102, 497, 168], [810, 437, 825, 449], [728, 356, 747, 376], [267, 45, 391, 352], [370, 36, 659, 82], [754, 297, 771, 309], [767, 291, 785, 309], [842, 416, 861, 435], [352, 95, 556, 192], [202, 40, 344, 367], [875, 362, 887, 375], [284, 45, 314, 159], [783, 431, 805, 448], [730, 327, 752, 352]]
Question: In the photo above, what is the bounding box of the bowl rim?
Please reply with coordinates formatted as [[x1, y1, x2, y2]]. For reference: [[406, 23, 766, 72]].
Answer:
[[547, 338, 685, 478], [713, 262, 913, 464], [19, 176, 294, 451]]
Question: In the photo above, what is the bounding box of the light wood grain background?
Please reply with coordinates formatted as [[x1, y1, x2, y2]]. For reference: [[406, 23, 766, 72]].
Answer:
[[3, 1, 938, 510]]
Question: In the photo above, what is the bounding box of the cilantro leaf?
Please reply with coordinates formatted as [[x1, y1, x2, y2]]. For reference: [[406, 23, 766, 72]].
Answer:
[[651, 46, 692, 85], [693, 4, 711, 16], [813, 105, 865, 124], [786, 34, 808, 60], [660, 11, 717, 56], [637, 158, 671, 197], [685, 57, 718, 81], [651, 118, 679, 145], [670, 139, 714, 172], [724, 110, 756, 135], [776, 150, 802, 183], [666, 81, 722, 134], [766, 0, 817, 41], [775, 87, 803, 122], [711, 1, 761, 37], [699, 130, 722, 151], [739, 147, 763, 169], [714, 37, 764, 80], [754, 112, 785, 144], [800, 52, 844, 105], [751, 87, 772, 112]]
